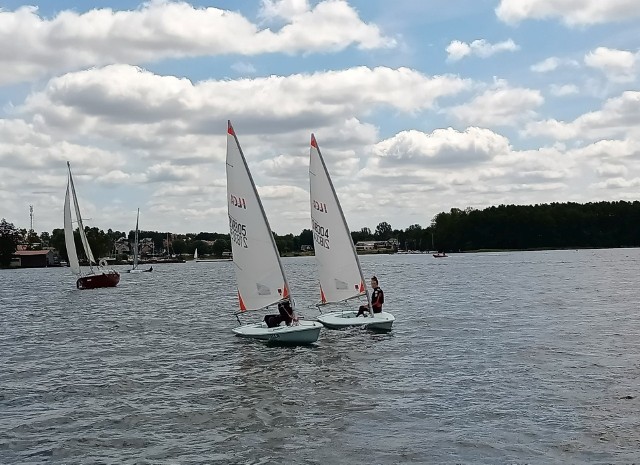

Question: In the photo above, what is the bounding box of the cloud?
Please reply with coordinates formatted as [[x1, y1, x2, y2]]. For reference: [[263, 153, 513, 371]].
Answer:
[[2, 64, 471, 234], [231, 62, 257, 75], [524, 91, 640, 141], [584, 47, 638, 83], [549, 84, 579, 96], [367, 127, 511, 168], [446, 39, 519, 62], [592, 177, 640, 189], [595, 163, 628, 177], [448, 82, 544, 127], [18, 64, 470, 144], [0, 0, 396, 85], [496, 0, 640, 26], [259, 0, 310, 21], [530, 56, 579, 73]]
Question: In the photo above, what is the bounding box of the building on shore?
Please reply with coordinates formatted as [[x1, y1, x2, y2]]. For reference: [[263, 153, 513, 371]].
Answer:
[[12, 250, 57, 268]]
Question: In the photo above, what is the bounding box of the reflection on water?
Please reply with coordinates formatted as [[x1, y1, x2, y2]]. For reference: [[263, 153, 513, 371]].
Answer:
[[1, 249, 640, 463]]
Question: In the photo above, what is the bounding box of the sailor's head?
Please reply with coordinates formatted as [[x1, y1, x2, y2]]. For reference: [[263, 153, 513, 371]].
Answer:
[[371, 276, 378, 287]]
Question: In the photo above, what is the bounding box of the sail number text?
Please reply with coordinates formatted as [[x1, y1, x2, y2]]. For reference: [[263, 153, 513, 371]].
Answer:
[[229, 215, 248, 248], [312, 218, 329, 249], [230, 194, 247, 209], [313, 200, 327, 213]]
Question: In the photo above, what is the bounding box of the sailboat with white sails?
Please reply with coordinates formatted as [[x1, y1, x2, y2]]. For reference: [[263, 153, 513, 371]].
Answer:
[[64, 161, 120, 289], [309, 134, 395, 331], [127, 208, 153, 273], [226, 121, 322, 343]]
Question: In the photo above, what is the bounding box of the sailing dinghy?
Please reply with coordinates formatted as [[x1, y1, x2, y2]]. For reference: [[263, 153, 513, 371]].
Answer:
[[226, 121, 322, 344], [309, 134, 395, 331], [64, 162, 120, 289], [127, 208, 152, 273]]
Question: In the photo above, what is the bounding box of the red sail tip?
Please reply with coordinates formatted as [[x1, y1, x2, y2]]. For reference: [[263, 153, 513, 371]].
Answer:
[[311, 134, 318, 149], [320, 286, 327, 304], [238, 291, 246, 311], [228, 120, 235, 136]]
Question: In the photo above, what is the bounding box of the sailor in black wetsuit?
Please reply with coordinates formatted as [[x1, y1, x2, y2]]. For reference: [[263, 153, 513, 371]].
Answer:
[[357, 276, 384, 316]]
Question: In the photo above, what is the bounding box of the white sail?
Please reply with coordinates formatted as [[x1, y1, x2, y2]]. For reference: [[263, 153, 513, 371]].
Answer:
[[309, 134, 370, 306], [226, 120, 291, 311], [133, 208, 140, 269], [67, 162, 96, 267], [194, 248, 198, 260], [63, 180, 81, 275]]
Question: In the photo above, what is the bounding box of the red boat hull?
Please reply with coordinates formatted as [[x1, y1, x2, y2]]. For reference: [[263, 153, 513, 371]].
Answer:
[[76, 271, 121, 289]]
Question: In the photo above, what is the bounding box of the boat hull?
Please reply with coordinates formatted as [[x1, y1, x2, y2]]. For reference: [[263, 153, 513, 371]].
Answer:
[[317, 310, 395, 331], [76, 271, 120, 289], [232, 320, 322, 344], [127, 267, 153, 273]]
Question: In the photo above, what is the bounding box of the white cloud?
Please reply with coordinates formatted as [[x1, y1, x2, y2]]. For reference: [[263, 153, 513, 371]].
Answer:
[[231, 62, 257, 75], [446, 39, 519, 62], [18, 64, 470, 140], [592, 177, 640, 189], [1, 64, 472, 234], [524, 91, 640, 141], [530, 56, 579, 73], [595, 163, 628, 177], [0, 0, 395, 85], [448, 83, 544, 127], [368, 127, 511, 167], [259, 0, 310, 21], [549, 84, 579, 96], [496, 0, 640, 26], [584, 47, 638, 83]]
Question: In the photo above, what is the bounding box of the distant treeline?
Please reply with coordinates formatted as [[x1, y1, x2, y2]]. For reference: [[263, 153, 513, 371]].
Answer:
[[3, 201, 640, 265], [431, 201, 640, 251]]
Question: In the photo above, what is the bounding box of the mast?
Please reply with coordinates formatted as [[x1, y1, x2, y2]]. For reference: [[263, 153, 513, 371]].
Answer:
[[311, 134, 372, 310]]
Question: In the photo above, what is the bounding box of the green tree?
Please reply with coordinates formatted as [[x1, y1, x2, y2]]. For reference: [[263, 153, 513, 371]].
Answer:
[[212, 239, 229, 257], [299, 229, 313, 246], [0, 219, 20, 267], [172, 239, 187, 255], [40, 231, 51, 247], [50, 228, 66, 259], [374, 222, 392, 240]]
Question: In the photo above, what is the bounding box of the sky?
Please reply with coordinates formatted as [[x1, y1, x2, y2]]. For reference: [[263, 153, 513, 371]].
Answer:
[[1, 0, 639, 236]]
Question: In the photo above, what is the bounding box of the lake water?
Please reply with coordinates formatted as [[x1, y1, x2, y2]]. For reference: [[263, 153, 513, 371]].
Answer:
[[1, 249, 639, 464]]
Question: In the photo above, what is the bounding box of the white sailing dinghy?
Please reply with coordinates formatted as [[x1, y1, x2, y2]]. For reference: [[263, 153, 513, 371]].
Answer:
[[226, 121, 322, 344], [127, 208, 152, 273], [309, 134, 395, 331], [64, 161, 120, 289]]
